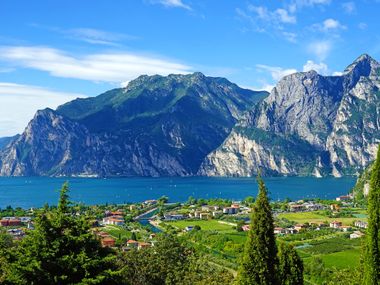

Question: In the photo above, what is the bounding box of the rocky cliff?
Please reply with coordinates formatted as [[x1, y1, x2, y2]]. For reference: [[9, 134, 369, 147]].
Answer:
[[199, 54, 380, 177], [0, 73, 267, 177]]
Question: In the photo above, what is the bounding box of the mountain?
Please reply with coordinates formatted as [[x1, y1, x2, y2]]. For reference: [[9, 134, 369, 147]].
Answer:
[[0, 135, 19, 151], [351, 162, 373, 199], [199, 54, 380, 177], [0, 72, 267, 177]]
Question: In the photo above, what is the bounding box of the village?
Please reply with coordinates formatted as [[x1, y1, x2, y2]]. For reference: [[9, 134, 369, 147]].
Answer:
[[0, 193, 368, 249]]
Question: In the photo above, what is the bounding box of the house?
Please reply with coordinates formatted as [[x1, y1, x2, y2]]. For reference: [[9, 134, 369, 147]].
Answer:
[[164, 214, 184, 221], [212, 211, 222, 217], [274, 227, 285, 234], [103, 216, 124, 226], [223, 207, 238, 215], [101, 237, 116, 247], [304, 203, 324, 211], [127, 240, 139, 248], [189, 211, 201, 219], [20, 217, 32, 223], [290, 204, 305, 212], [294, 224, 307, 231], [336, 195, 352, 202], [199, 213, 210, 220], [330, 221, 342, 228], [330, 204, 340, 211], [284, 228, 297, 234], [339, 226, 352, 232], [111, 210, 124, 216], [355, 221, 368, 229], [242, 225, 250, 232], [138, 242, 151, 250], [149, 234, 156, 239], [129, 205, 137, 211], [350, 231, 365, 239], [0, 218, 21, 227], [7, 228, 25, 238], [231, 203, 240, 209], [201, 206, 211, 212]]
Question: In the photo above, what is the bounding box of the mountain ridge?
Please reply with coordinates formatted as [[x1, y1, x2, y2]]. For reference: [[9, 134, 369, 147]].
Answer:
[[0, 72, 267, 177], [199, 54, 380, 177]]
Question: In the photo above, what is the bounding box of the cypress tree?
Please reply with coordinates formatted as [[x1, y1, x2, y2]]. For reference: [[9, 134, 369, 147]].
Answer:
[[236, 174, 278, 285], [278, 242, 303, 285], [364, 145, 380, 284]]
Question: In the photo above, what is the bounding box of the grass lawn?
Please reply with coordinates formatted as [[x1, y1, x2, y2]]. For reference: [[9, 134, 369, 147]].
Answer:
[[278, 211, 364, 225], [299, 236, 362, 271], [224, 232, 247, 243], [321, 249, 361, 269], [165, 219, 235, 232], [102, 225, 131, 239]]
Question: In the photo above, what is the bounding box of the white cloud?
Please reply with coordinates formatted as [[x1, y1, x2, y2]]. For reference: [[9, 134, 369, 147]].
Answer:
[[65, 28, 137, 46], [303, 60, 328, 74], [293, 0, 331, 8], [247, 5, 297, 24], [154, 0, 192, 10], [322, 19, 346, 31], [256, 64, 297, 81], [243, 84, 274, 92], [0, 83, 86, 137], [311, 18, 346, 33], [282, 32, 298, 43], [0, 46, 193, 84], [332, 71, 343, 76], [288, 0, 331, 12], [307, 40, 332, 60], [359, 22, 368, 30], [342, 2, 356, 14], [275, 8, 297, 24]]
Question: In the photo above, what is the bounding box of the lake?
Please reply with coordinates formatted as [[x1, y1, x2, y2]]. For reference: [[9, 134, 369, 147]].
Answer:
[[0, 176, 357, 209]]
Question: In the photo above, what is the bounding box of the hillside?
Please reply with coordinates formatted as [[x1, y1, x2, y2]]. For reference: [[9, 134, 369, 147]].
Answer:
[[0, 73, 267, 177], [199, 54, 380, 177]]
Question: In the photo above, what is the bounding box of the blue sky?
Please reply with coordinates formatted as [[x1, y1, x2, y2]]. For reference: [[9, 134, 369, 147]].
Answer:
[[0, 0, 380, 136]]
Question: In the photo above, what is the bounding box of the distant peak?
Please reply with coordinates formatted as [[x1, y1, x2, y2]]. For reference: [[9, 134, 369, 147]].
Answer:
[[190, 72, 206, 78], [344, 54, 379, 75], [355, 53, 374, 62]]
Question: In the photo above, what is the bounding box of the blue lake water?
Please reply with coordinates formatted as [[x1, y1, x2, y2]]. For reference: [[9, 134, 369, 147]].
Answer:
[[0, 176, 356, 209]]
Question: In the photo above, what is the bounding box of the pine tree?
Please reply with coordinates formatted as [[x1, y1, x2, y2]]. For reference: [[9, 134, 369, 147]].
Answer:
[[236, 174, 278, 285], [364, 145, 380, 284], [6, 183, 122, 284], [278, 242, 303, 285]]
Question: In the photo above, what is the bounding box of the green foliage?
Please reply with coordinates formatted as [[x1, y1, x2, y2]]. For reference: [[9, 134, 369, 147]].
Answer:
[[363, 145, 380, 284], [277, 243, 303, 285], [121, 233, 233, 285], [3, 183, 122, 285], [236, 175, 279, 284]]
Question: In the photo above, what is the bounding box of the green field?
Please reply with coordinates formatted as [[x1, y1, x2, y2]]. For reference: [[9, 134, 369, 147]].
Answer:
[[321, 249, 361, 269], [165, 219, 235, 232], [299, 236, 362, 270], [278, 211, 366, 225], [101, 225, 131, 239]]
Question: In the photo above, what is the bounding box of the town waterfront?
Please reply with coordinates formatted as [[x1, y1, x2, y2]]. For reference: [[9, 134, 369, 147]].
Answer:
[[0, 176, 356, 208]]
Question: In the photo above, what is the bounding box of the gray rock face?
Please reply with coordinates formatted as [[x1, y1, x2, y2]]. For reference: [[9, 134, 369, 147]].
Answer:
[[200, 54, 380, 177], [0, 73, 267, 177]]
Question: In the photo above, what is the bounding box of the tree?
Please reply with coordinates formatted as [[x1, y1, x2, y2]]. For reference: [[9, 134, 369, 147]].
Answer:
[[6, 183, 122, 285], [236, 174, 278, 285], [363, 145, 380, 284], [277, 242, 303, 285], [122, 234, 191, 285]]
